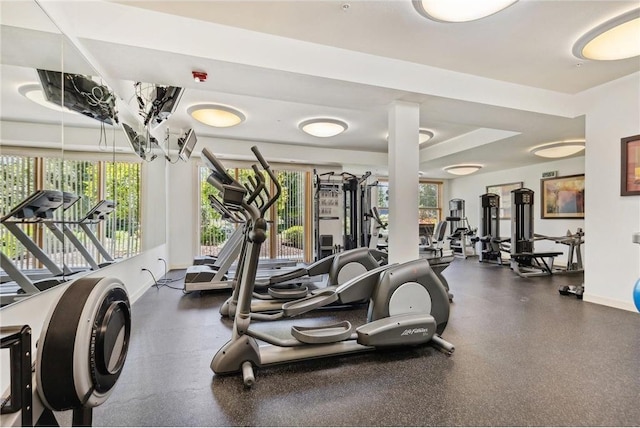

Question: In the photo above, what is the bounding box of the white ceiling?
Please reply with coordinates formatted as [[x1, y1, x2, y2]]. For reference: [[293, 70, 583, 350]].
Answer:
[[2, 1, 639, 178], [117, 0, 640, 94]]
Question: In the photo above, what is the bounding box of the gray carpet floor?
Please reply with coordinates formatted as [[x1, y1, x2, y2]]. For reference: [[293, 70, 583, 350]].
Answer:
[[93, 258, 640, 426]]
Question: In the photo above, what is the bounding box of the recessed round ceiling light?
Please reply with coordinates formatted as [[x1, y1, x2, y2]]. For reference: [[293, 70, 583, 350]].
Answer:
[[419, 129, 434, 144], [443, 164, 483, 176], [299, 118, 348, 138], [573, 9, 640, 60], [188, 104, 245, 128], [530, 140, 585, 158], [413, 0, 518, 23], [19, 83, 74, 113]]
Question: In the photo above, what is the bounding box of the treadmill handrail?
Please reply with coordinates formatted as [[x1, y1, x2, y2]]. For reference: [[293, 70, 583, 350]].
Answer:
[[208, 194, 243, 223]]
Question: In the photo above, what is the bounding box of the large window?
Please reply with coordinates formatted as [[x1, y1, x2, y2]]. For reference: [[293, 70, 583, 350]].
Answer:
[[1, 156, 36, 270], [199, 166, 308, 262], [274, 170, 305, 260], [0, 154, 141, 271], [418, 181, 442, 225], [376, 179, 443, 236], [104, 162, 141, 259], [198, 166, 235, 259]]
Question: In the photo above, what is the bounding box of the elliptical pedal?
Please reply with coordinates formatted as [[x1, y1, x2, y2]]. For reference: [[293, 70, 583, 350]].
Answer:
[[291, 321, 353, 344], [268, 286, 309, 300]]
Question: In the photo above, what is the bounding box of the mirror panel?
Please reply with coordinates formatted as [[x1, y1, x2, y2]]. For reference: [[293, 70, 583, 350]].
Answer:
[[1, 1, 65, 306], [0, 0, 153, 306]]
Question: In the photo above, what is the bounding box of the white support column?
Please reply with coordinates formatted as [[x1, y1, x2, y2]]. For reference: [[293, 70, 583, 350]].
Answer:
[[387, 101, 420, 264]]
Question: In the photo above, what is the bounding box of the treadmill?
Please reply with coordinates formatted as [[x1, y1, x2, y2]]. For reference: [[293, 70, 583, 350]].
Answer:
[[195, 196, 297, 270], [185, 192, 316, 292], [69, 199, 117, 266], [1, 190, 71, 280], [0, 191, 72, 306], [41, 193, 115, 271]]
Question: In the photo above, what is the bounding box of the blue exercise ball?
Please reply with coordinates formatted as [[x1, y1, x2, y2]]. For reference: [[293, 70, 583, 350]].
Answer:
[[634, 278, 640, 312]]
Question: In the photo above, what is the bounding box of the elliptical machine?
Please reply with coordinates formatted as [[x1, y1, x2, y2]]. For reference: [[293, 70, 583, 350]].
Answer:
[[194, 150, 387, 318], [207, 146, 454, 386]]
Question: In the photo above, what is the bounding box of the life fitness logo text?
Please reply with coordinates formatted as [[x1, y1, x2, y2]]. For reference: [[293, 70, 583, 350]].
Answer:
[[401, 328, 429, 336]]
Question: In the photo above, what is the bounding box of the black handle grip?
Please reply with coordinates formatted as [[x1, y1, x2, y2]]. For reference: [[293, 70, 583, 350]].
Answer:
[[206, 174, 224, 193], [251, 146, 269, 169], [246, 175, 257, 191], [246, 174, 264, 207], [250, 146, 281, 213]]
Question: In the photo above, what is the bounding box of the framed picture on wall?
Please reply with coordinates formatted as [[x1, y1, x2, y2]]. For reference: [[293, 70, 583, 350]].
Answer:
[[540, 174, 585, 219], [621, 134, 640, 196], [485, 182, 523, 219]]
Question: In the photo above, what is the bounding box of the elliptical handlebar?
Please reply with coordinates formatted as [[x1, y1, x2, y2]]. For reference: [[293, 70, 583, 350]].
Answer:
[[250, 146, 281, 214], [245, 173, 265, 208], [250, 146, 268, 169], [201, 146, 280, 222], [250, 166, 274, 217], [371, 206, 388, 229]]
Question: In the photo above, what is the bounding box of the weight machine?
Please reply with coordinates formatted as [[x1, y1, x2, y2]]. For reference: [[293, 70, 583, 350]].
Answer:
[[509, 188, 585, 278], [446, 199, 476, 259], [342, 171, 373, 251], [510, 188, 563, 277], [535, 229, 584, 273], [313, 170, 376, 260], [477, 193, 508, 264]]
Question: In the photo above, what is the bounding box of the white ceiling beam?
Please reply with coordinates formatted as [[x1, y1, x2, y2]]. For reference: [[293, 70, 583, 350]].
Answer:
[[38, 1, 580, 119], [197, 136, 387, 168], [419, 128, 520, 163]]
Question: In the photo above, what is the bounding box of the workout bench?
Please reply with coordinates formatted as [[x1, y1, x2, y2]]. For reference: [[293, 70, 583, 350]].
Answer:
[[510, 251, 563, 278]]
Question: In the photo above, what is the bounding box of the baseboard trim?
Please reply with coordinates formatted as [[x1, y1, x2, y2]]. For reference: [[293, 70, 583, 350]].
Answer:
[[583, 293, 637, 312], [130, 280, 154, 304], [170, 263, 192, 270]]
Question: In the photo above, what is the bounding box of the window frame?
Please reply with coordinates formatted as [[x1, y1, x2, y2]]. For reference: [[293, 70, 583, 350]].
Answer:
[[0, 153, 142, 270], [197, 164, 312, 262]]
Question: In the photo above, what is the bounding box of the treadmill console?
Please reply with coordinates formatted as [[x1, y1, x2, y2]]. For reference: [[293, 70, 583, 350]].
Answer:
[[83, 200, 116, 221]]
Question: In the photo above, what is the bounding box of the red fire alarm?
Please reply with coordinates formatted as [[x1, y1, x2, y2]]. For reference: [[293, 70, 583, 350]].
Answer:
[[192, 71, 208, 83]]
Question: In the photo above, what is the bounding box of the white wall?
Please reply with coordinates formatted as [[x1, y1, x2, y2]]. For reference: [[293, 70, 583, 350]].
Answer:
[[580, 73, 640, 311], [448, 156, 586, 264], [167, 160, 199, 269], [141, 156, 170, 250], [447, 72, 640, 312]]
